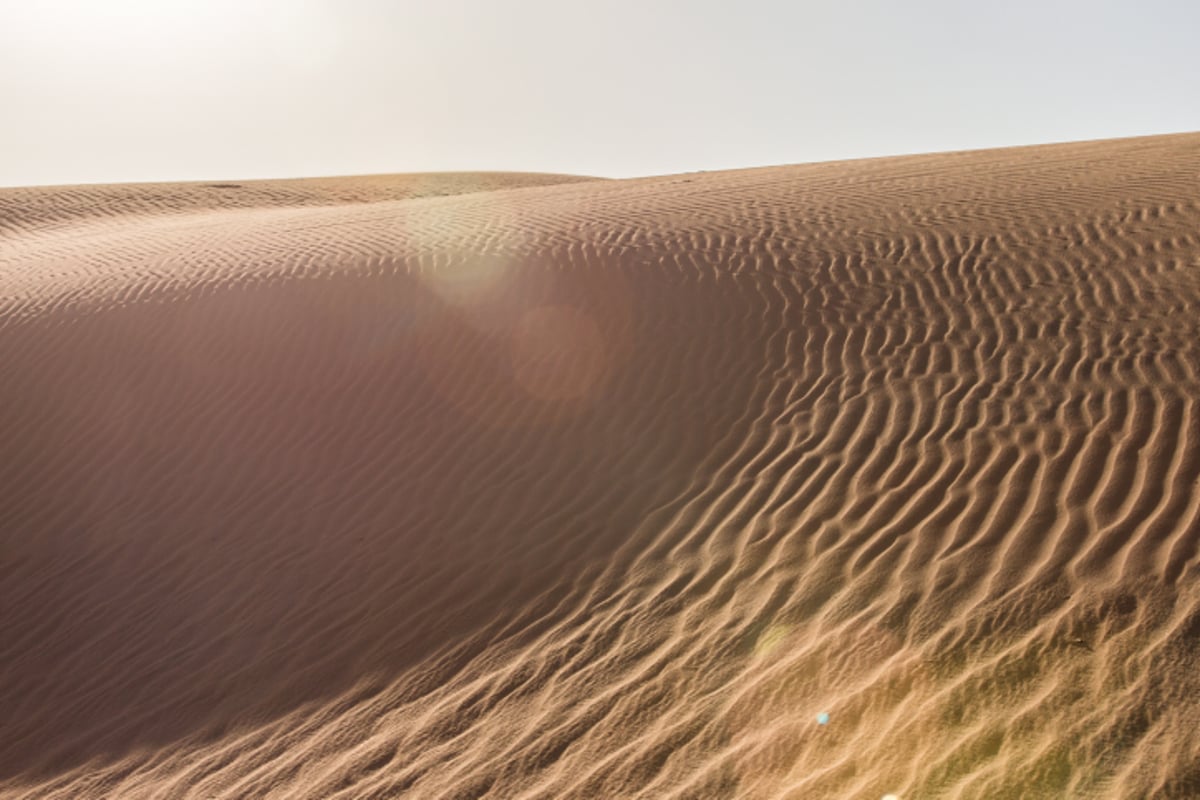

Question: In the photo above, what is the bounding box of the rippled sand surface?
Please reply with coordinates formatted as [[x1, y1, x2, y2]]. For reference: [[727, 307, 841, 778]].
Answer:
[[2, 135, 1199, 799]]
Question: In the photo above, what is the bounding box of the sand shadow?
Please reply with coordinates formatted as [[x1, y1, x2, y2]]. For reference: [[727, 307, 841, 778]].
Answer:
[[0, 251, 771, 785]]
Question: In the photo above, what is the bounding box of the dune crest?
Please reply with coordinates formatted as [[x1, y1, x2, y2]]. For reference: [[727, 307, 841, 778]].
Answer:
[[2, 136, 1200, 798]]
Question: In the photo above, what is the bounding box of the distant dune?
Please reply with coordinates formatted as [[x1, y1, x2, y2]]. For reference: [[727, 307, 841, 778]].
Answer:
[[2, 135, 1199, 799]]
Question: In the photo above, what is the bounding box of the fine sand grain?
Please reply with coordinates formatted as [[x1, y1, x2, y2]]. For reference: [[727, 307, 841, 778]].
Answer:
[[2, 136, 1199, 798]]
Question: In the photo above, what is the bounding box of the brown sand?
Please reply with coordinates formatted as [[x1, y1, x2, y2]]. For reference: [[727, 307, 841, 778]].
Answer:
[[2, 136, 1199, 799]]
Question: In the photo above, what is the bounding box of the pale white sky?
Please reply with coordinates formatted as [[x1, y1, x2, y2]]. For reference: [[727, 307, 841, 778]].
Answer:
[[2, 0, 1198, 187]]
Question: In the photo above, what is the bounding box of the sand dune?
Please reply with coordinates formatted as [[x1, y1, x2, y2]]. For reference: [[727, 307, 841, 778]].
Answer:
[[2, 135, 1199, 798]]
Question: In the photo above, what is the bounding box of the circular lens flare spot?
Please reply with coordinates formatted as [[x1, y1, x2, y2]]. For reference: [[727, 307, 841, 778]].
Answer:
[[510, 305, 607, 403], [755, 624, 790, 658], [427, 255, 510, 310]]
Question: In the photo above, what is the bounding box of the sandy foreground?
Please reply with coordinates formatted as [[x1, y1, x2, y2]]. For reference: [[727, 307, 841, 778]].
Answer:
[[1, 135, 1199, 799]]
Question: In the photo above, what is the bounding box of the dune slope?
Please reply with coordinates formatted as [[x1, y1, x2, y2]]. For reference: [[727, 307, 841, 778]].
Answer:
[[2, 138, 1199, 799]]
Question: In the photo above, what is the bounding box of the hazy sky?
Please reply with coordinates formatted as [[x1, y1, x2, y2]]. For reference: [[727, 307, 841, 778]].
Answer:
[[2, 0, 1198, 187]]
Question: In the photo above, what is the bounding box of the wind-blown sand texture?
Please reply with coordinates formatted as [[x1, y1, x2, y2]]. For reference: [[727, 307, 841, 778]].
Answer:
[[2, 135, 1200, 799]]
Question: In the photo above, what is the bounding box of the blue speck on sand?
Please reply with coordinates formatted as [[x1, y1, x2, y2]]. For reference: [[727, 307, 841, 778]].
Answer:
[[816, 712, 830, 725]]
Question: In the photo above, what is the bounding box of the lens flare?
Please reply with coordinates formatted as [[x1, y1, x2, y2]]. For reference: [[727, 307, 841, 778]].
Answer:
[[509, 305, 607, 403], [425, 254, 512, 315], [754, 623, 790, 658]]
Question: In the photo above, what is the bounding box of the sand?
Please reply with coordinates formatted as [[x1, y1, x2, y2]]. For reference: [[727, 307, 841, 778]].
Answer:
[[1, 134, 1199, 799]]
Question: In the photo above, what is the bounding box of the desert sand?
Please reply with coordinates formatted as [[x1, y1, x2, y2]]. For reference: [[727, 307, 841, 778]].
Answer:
[[2, 134, 1199, 799]]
